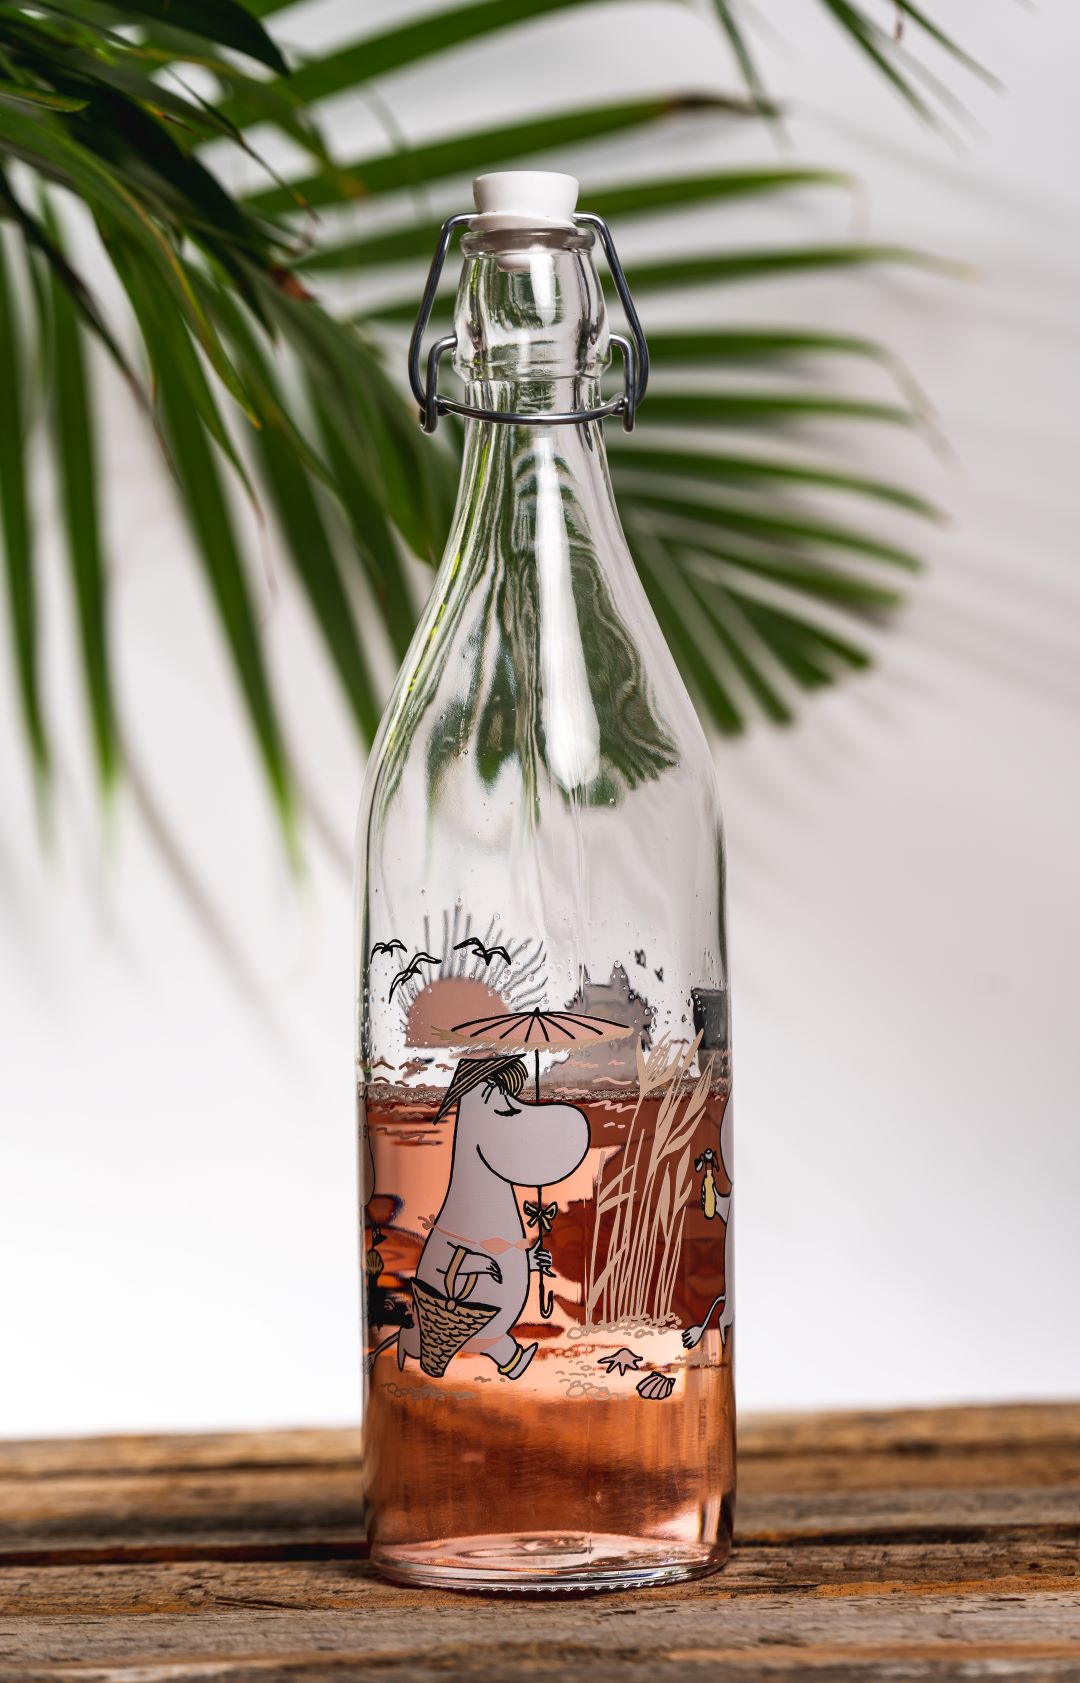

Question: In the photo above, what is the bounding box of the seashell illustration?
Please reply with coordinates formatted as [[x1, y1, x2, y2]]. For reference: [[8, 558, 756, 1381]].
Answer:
[[636, 1371, 676, 1402]]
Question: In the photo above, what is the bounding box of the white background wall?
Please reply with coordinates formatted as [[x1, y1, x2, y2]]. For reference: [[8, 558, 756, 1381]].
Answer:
[[1, 1, 1078, 1436]]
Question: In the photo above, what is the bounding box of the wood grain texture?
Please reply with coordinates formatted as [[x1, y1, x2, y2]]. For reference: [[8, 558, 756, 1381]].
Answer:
[[1, 1404, 1077, 1681]]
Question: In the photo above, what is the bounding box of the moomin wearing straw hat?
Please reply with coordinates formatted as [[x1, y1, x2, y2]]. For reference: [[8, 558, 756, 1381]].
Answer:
[[369, 1052, 590, 1381]]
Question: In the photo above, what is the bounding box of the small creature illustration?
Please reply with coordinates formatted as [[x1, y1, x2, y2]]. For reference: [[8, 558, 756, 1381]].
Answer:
[[681, 1293, 727, 1350], [369, 1053, 589, 1380], [636, 1372, 675, 1401], [388, 951, 440, 1001], [654, 967, 664, 983], [370, 939, 406, 959], [454, 936, 511, 966], [634, 949, 646, 967], [596, 1347, 644, 1376], [696, 1147, 722, 1220]]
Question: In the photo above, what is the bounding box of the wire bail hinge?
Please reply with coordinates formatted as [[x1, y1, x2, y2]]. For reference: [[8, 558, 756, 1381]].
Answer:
[[408, 210, 649, 435]]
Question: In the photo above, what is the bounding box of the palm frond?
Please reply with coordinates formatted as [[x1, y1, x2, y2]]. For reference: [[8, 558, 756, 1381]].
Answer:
[[218, 0, 653, 128], [0, 0, 990, 842], [710, 0, 996, 126], [0, 229, 48, 782], [243, 95, 759, 218], [45, 199, 117, 793]]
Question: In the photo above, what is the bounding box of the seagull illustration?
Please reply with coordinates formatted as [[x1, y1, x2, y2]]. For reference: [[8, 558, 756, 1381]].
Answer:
[[596, 1347, 644, 1376], [388, 952, 440, 1001], [454, 937, 511, 966], [369, 940, 406, 960]]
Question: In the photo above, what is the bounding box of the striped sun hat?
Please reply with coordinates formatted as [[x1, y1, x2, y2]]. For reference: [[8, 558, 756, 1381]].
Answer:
[[434, 1054, 528, 1123]]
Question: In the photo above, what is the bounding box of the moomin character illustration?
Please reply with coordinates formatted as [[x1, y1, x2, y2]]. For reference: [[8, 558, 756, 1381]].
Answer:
[[377, 1053, 590, 1380]]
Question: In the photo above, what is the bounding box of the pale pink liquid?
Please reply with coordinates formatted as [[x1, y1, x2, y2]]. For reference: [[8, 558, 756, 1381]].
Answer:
[[361, 1078, 734, 1591]]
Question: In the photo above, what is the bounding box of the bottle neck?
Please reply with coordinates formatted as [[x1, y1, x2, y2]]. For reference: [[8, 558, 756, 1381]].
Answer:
[[462, 373, 605, 422], [453, 225, 609, 421], [411, 224, 679, 800]]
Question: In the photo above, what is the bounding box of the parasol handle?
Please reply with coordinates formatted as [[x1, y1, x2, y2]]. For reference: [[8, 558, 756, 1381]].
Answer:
[[536, 1182, 554, 1319]]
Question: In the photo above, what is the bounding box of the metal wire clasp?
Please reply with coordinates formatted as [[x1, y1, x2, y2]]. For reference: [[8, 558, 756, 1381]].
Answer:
[[407, 211, 650, 435]]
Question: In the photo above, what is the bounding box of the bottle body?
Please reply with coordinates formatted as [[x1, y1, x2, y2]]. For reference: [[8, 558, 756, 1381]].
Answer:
[[356, 220, 733, 1590]]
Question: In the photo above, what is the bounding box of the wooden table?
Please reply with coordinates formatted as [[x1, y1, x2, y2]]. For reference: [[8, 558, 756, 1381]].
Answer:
[[2, 1404, 1078, 1680]]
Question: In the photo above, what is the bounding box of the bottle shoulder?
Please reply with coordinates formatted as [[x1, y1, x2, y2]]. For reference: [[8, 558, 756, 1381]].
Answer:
[[361, 453, 722, 835]]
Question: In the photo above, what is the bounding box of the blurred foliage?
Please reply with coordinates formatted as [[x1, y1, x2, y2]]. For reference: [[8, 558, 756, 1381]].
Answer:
[[0, 0, 987, 843]]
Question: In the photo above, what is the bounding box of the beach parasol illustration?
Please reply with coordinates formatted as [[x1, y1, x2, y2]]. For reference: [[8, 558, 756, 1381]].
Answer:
[[443, 1006, 635, 1317]]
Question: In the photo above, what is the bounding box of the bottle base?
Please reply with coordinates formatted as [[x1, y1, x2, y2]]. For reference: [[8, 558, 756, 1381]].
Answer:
[[371, 1530, 731, 1594]]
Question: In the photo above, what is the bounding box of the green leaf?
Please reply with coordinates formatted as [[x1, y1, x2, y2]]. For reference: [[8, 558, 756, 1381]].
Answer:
[[261, 281, 456, 562], [219, 304, 382, 740], [583, 166, 851, 218], [627, 242, 964, 293], [816, 0, 938, 126], [729, 592, 871, 688], [102, 0, 288, 74], [220, 0, 635, 128], [302, 168, 851, 273], [0, 165, 144, 400], [0, 82, 88, 111], [711, 0, 995, 116], [193, 274, 329, 486], [891, 0, 999, 87], [0, 0, 971, 807], [244, 93, 755, 217], [607, 444, 943, 521], [363, 242, 963, 327], [45, 202, 117, 791], [0, 231, 48, 778], [0, 100, 256, 414], [708, 0, 770, 109], [312, 385, 418, 663], [149, 293, 296, 844], [628, 527, 744, 733], [635, 389, 922, 430], [112, 240, 257, 504], [683, 570, 796, 724], [260, 439, 383, 743], [674, 534, 904, 610], [619, 484, 923, 570], [645, 327, 927, 409]]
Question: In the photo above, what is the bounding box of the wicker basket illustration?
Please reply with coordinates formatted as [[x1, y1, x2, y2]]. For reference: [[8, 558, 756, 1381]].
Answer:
[[410, 1249, 498, 1377]]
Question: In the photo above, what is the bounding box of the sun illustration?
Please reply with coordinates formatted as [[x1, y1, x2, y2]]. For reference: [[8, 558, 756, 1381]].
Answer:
[[396, 906, 547, 1044]]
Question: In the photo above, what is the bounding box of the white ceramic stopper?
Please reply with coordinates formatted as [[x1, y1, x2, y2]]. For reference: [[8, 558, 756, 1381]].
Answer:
[[471, 170, 579, 232]]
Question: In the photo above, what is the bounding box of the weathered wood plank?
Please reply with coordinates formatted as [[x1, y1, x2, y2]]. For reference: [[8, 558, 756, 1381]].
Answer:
[[3, 1529, 1079, 1617], [2, 1404, 1076, 1481], [1, 1589, 1078, 1677], [8, 1652, 1080, 1683], [3, 1473, 1078, 1562], [1, 1406, 1077, 1682], [739, 1403, 1080, 1454], [0, 1431, 363, 1481]]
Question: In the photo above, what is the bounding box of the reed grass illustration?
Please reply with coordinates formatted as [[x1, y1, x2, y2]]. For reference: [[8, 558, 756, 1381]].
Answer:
[[586, 1036, 714, 1325]]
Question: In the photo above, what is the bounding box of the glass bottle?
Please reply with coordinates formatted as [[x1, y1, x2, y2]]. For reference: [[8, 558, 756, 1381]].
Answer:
[[356, 172, 733, 1592]]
